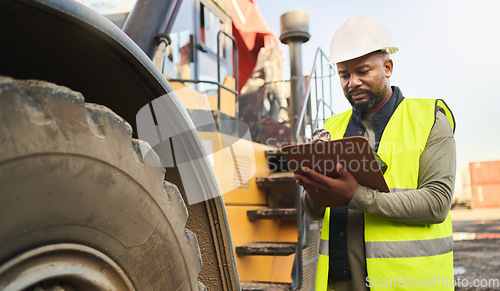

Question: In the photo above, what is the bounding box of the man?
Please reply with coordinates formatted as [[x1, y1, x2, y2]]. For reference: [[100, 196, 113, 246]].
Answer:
[[294, 16, 456, 290]]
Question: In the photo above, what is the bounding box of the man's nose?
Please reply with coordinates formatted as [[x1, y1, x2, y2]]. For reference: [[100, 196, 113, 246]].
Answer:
[[348, 74, 362, 88]]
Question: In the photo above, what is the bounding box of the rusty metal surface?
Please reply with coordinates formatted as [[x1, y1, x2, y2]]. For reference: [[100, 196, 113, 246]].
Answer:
[[255, 174, 296, 187], [247, 208, 297, 221], [241, 280, 292, 291], [165, 167, 240, 290], [255, 173, 297, 208], [236, 242, 297, 256]]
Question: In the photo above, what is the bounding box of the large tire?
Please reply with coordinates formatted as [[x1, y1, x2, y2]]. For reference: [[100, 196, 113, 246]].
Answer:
[[0, 77, 203, 290]]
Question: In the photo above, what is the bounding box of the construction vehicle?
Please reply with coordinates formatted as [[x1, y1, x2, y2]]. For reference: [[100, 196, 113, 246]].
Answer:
[[0, 0, 334, 289]]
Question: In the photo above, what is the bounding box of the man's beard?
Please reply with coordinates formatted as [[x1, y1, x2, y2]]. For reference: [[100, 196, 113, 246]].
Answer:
[[347, 88, 386, 112]]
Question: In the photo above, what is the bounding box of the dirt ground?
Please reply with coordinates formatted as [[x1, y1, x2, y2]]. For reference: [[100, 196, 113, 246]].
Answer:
[[451, 207, 500, 290]]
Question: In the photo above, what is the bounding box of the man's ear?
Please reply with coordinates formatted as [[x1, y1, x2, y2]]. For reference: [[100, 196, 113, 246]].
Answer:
[[385, 58, 393, 78]]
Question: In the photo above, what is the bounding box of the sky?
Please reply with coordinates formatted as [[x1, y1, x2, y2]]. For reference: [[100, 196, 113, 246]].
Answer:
[[79, 0, 500, 196], [256, 0, 500, 196]]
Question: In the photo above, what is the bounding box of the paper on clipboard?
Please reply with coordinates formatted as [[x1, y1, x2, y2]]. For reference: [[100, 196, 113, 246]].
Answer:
[[281, 136, 390, 192]]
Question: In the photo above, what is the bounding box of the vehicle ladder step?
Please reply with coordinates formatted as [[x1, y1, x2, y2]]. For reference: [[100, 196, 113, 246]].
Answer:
[[265, 150, 289, 173], [236, 242, 297, 256], [241, 280, 292, 291], [255, 173, 295, 188], [247, 208, 297, 221]]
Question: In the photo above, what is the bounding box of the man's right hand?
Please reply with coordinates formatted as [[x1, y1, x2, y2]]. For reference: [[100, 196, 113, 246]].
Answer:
[[294, 163, 358, 207]]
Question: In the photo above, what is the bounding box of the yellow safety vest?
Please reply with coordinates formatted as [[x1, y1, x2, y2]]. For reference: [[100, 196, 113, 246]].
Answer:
[[315, 98, 455, 290]]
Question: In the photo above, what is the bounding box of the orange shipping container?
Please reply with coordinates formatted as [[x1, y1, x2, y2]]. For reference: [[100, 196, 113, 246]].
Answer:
[[471, 184, 500, 208], [469, 160, 500, 208]]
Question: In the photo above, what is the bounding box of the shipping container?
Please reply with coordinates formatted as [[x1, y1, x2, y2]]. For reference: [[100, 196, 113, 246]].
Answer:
[[470, 160, 500, 184], [469, 160, 500, 208]]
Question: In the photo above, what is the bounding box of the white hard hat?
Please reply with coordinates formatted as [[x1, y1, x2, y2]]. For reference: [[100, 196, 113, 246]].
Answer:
[[329, 16, 398, 64]]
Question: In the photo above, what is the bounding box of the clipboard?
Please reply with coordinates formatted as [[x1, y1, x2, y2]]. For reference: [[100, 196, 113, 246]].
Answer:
[[281, 136, 390, 192]]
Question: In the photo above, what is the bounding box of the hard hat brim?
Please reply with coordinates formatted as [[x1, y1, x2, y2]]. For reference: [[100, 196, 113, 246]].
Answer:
[[329, 47, 399, 65]]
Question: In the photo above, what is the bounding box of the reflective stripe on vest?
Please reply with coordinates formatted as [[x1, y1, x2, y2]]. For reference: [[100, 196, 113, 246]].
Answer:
[[318, 233, 454, 258], [316, 208, 330, 291], [315, 98, 455, 290]]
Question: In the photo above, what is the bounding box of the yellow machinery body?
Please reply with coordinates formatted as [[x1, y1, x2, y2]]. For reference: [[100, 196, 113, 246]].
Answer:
[[172, 80, 299, 283]]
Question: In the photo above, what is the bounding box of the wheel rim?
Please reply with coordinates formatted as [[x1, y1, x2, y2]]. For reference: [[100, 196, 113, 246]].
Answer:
[[0, 244, 134, 291]]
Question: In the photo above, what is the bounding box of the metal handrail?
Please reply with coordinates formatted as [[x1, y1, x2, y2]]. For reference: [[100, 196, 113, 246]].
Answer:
[[290, 47, 335, 290], [169, 29, 238, 133], [168, 78, 237, 95], [294, 47, 335, 142], [217, 30, 239, 121]]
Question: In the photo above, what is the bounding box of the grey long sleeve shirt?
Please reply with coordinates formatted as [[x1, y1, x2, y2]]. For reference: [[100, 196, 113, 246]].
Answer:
[[302, 110, 456, 291]]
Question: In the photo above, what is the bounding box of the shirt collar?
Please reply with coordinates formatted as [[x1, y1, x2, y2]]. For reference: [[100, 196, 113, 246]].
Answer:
[[351, 86, 404, 126]]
